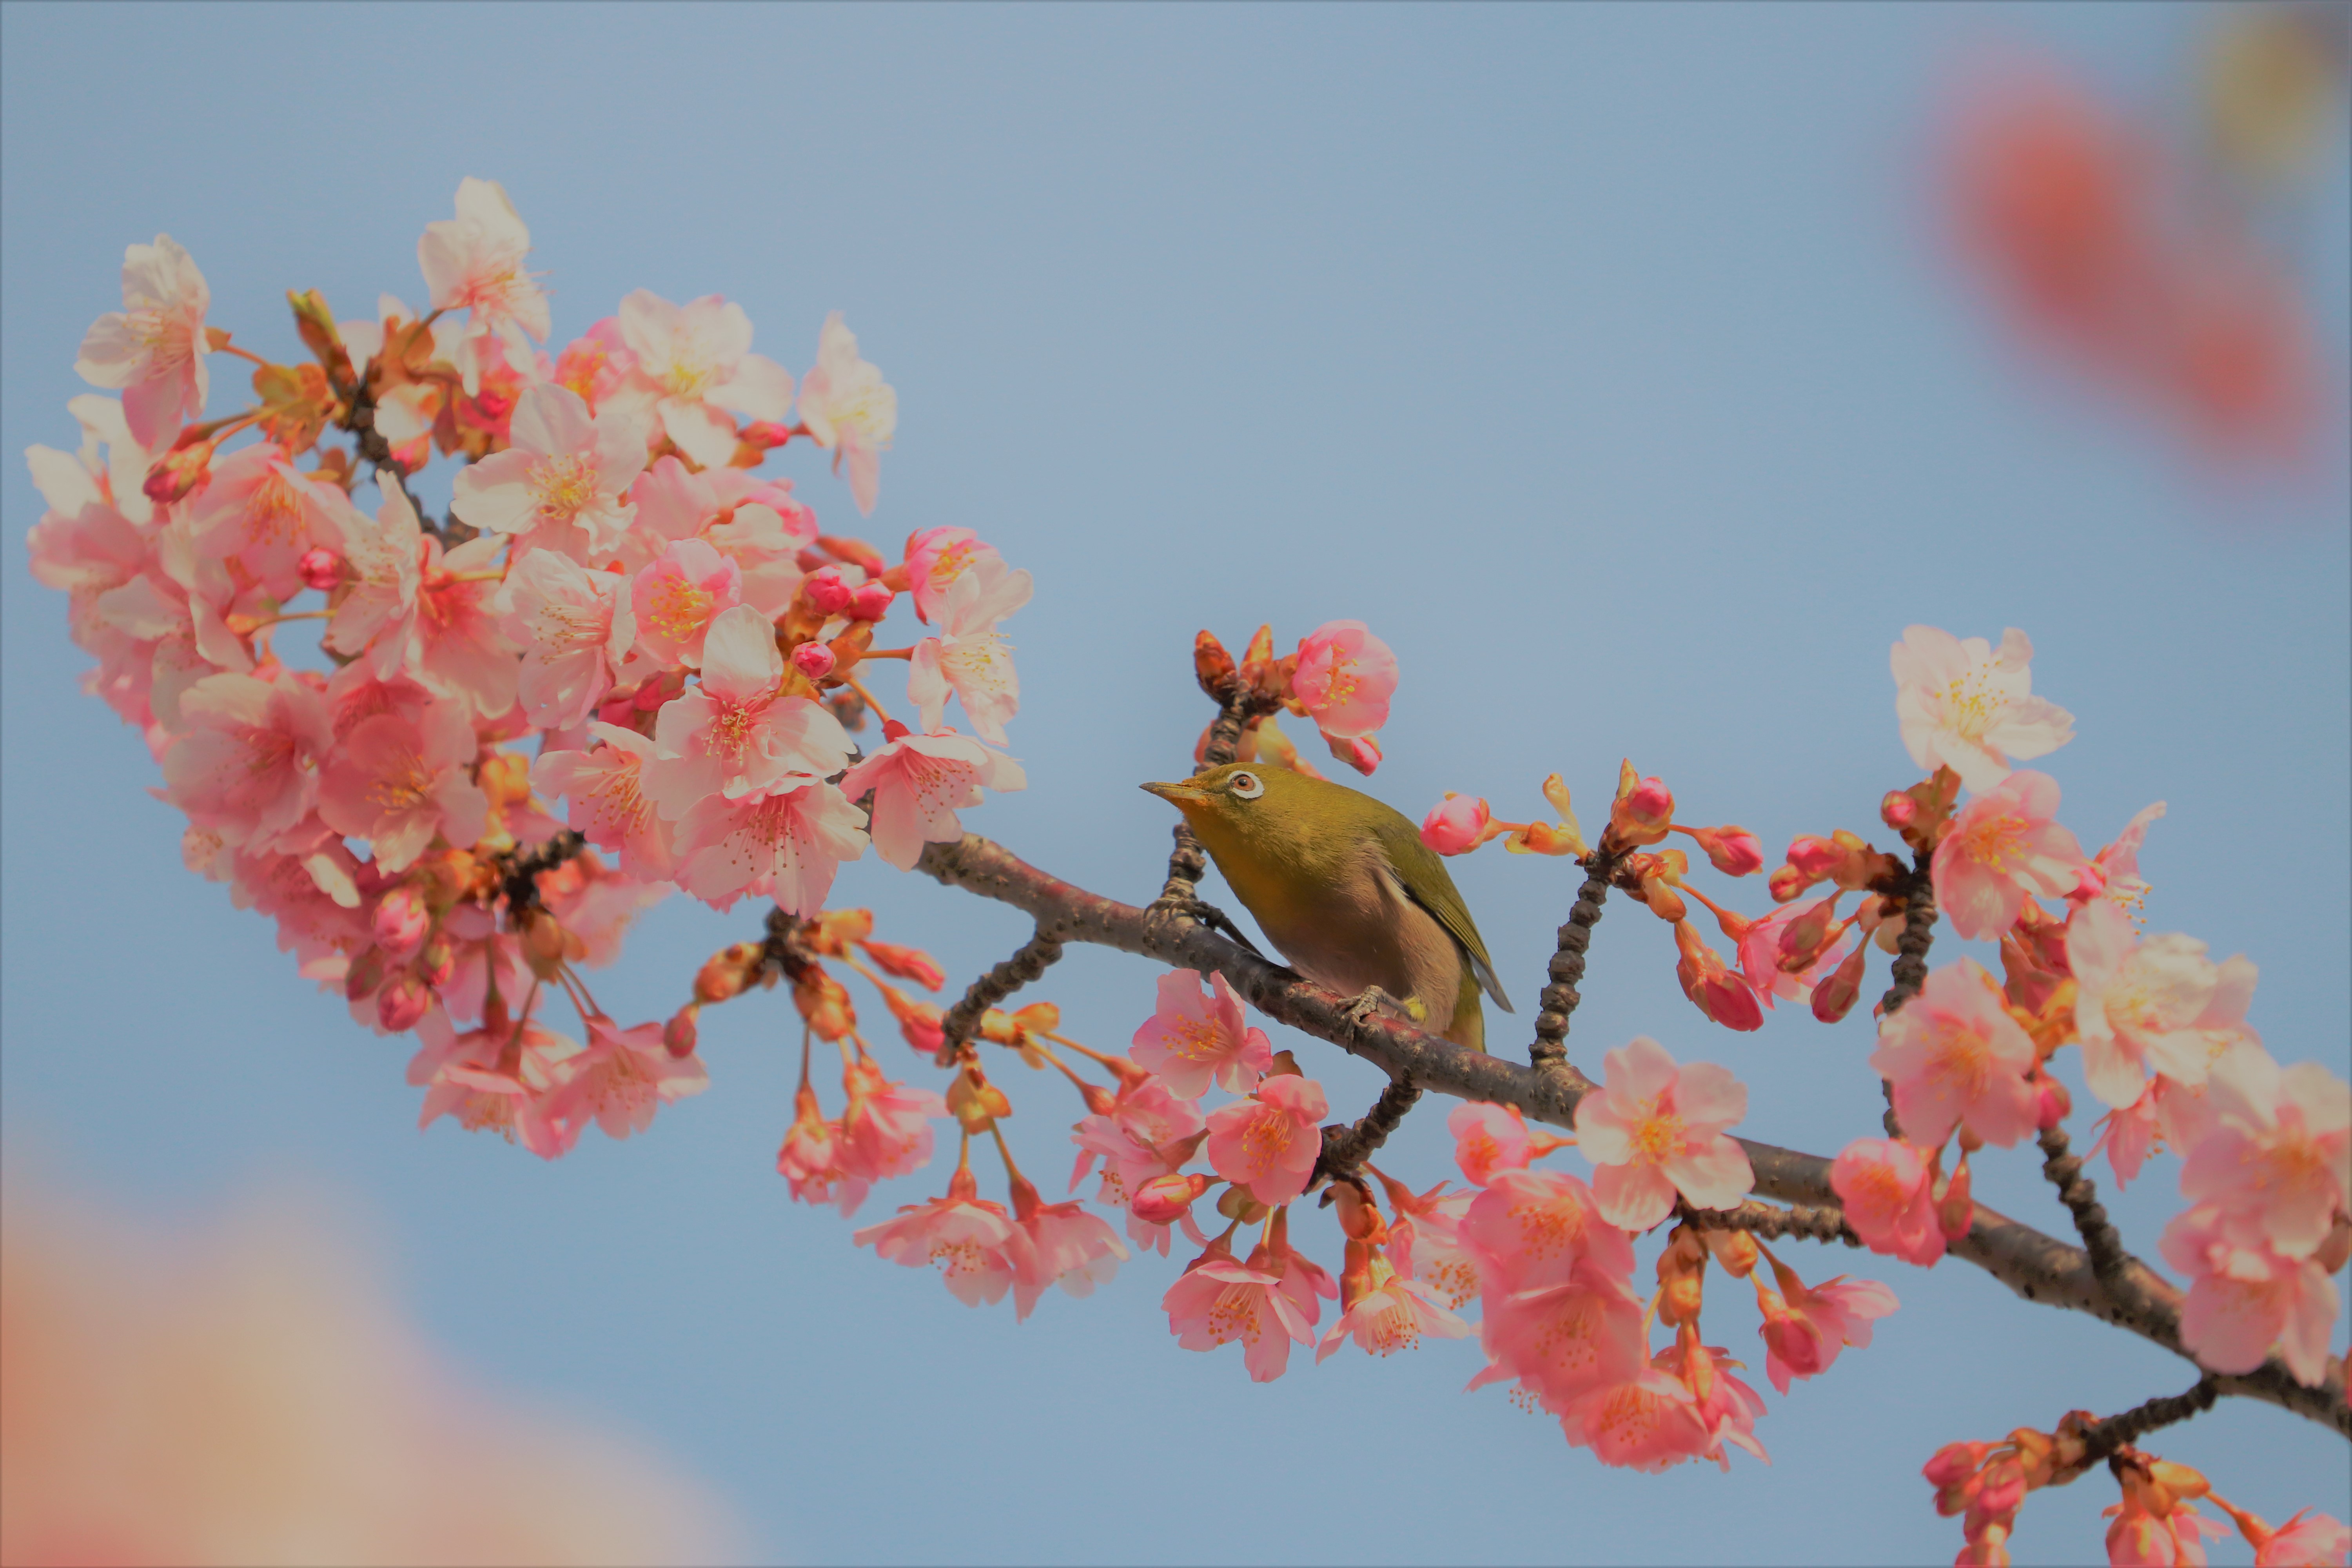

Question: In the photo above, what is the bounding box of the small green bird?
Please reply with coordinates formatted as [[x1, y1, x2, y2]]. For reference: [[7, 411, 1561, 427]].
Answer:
[[1143, 762, 1514, 1051]]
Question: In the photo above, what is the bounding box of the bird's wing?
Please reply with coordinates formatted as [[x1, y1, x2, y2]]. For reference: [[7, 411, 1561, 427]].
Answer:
[[1372, 814, 1515, 1014]]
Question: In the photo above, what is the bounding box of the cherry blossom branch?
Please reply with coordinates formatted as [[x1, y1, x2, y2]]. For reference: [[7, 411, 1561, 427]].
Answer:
[[936, 925, 1065, 1065], [913, 829, 2350, 1439], [2080, 1375, 2221, 1465], [1683, 1198, 1862, 1247], [1526, 854, 1618, 1079], [1880, 848, 1938, 1014], [1311, 1075, 1424, 1189], [496, 829, 587, 915], [334, 376, 427, 531], [2038, 1122, 2135, 1297]]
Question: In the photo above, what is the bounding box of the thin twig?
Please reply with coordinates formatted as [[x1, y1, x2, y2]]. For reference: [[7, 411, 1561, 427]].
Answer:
[[2039, 1123, 2133, 1295], [1880, 848, 1936, 1137], [1527, 854, 1617, 1079], [1683, 1200, 1862, 1247], [936, 925, 1065, 1066], [1311, 1076, 1423, 1189], [2080, 1376, 2221, 1465]]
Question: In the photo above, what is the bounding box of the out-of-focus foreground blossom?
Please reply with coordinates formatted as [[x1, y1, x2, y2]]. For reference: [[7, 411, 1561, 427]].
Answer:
[[1944, 44, 2341, 468], [0, 1176, 743, 1567]]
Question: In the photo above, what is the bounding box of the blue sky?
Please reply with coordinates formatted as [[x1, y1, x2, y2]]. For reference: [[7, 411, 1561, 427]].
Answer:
[[3, 4, 2346, 1563]]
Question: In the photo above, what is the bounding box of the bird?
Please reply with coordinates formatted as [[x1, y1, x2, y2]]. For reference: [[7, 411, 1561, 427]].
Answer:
[[1142, 761, 1513, 1051]]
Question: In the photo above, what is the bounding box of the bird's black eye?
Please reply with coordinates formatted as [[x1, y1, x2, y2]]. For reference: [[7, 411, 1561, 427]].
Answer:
[[1228, 771, 1264, 800]]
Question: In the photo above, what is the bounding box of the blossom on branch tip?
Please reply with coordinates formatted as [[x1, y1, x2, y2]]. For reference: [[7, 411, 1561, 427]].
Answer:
[[532, 724, 676, 882], [1421, 793, 1498, 855], [75, 235, 211, 448], [645, 605, 852, 813], [853, 1159, 1019, 1308], [1447, 1102, 1567, 1187], [160, 672, 334, 852], [453, 383, 647, 560], [1869, 959, 2038, 1151], [1316, 1247, 1469, 1362], [1161, 1212, 1329, 1382], [2181, 1049, 2350, 1261], [1006, 1172, 1128, 1320], [1891, 625, 2074, 793], [1130, 969, 1271, 1101], [418, 178, 550, 395], [2069, 897, 2260, 1112], [617, 289, 796, 471], [541, 1014, 708, 1144], [906, 563, 1030, 745], [1751, 1252, 1898, 1394], [495, 548, 635, 730], [670, 776, 869, 915], [630, 538, 742, 670], [903, 527, 1001, 624], [316, 701, 488, 873], [1573, 1037, 1754, 1230], [1291, 620, 1396, 741], [796, 312, 895, 516]]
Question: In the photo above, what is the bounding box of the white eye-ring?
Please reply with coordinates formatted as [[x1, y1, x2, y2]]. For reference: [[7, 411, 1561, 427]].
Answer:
[[1228, 771, 1264, 800]]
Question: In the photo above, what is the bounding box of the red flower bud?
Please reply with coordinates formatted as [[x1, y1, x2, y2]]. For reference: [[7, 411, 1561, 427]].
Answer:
[[1810, 942, 1870, 1024], [664, 1004, 701, 1058], [847, 580, 895, 621], [297, 546, 344, 593], [803, 566, 854, 615], [375, 972, 432, 1033], [1131, 1172, 1212, 1225], [791, 641, 837, 679]]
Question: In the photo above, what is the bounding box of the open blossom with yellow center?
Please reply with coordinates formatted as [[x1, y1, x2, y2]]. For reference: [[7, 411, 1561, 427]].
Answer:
[[451, 383, 647, 557], [1931, 769, 2087, 940], [1129, 968, 1271, 1098], [1871, 959, 2039, 1149], [1204, 1074, 1328, 1207], [1891, 624, 2076, 793], [1574, 1038, 1754, 1232]]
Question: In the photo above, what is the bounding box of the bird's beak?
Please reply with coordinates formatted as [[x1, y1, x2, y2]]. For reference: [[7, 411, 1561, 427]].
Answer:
[[1142, 780, 1208, 807]]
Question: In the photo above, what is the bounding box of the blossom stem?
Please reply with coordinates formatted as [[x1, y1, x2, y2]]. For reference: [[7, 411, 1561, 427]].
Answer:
[[797, 1025, 813, 1093], [842, 672, 896, 726], [214, 342, 274, 368], [987, 1123, 1028, 1186], [1038, 1029, 1127, 1073], [448, 568, 508, 584], [858, 647, 914, 661]]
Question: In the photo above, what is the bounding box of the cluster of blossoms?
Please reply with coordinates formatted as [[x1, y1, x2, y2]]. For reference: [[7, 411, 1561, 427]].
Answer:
[[1420, 622, 2348, 1561], [27, 180, 1028, 1154], [31, 201, 2345, 1558]]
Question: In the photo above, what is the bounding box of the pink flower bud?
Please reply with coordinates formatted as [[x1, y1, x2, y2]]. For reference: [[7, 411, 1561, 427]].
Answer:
[[1325, 732, 1381, 776], [1604, 761, 1675, 849], [791, 641, 837, 679], [1881, 791, 1918, 831], [2032, 1071, 2071, 1131], [1811, 943, 1870, 1024], [297, 546, 344, 592], [376, 972, 432, 1033], [1626, 777, 1674, 827], [416, 937, 456, 990], [1923, 1441, 1993, 1491], [803, 566, 853, 615], [1786, 835, 1846, 879], [665, 1004, 701, 1058], [1974, 1457, 2026, 1518], [370, 884, 431, 961], [1776, 901, 1836, 973], [1131, 1172, 1212, 1225], [343, 947, 385, 1004], [1767, 863, 1812, 903], [1673, 920, 1764, 1032], [847, 580, 895, 621], [1690, 824, 1764, 877], [1419, 793, 1493, 855]]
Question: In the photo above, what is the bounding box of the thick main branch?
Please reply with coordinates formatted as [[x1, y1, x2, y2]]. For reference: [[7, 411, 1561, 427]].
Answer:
[[915, 830, 2348, 1439]]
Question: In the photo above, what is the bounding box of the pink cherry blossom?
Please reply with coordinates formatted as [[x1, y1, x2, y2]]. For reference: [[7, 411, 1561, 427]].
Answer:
[[2231, 1508, 2352, 1568], [409, 534, 519, 719], [2182, 1049, 2350, 1261], [532, 724, 676, 881], [1573, 1036, 1754, 1230], [645, 605, 852, 813], [2070, 897, 2260, 1109], [31, 392, 161, 529], [334, 295, 459, 449], [410, 1007, 579, 1160], [1829, 1138, 1947, 1267], [75, 235, 211, 447], [452, 383, 647, 560], [2073, 800, 2165, 913], [1069, 1079, 1207, 1254], [184, 445, 353, 601], [1735, 897, 1857, 1009], [317, 701, 488, 872], [539, 1014, 708, 1143], [1870, 959, 2039, 1150], [325, 472, 424, 677], [495, 548, 635, 729], [837, 1056, 947, 1188], [418, 178, 550, 394], [702, 499, 811, 617], [1384, 1182, 1481, 1310], [1420, 793, 1494, 856], [1316, 1251, 1470, 1362], [1449, 1102, 1567, 1187], [1470, 1259, 1648, 1414], [795, 312, 896, 515], [670, 777, 869, 915], [1752, 1253, 1898, 1394], [530, 851, 665, 968], [1204, 1073, 1327, 1207], [1557, 1368, 1715, 1473], [616, 289, 796, 470], [630, 538, 741, 669], [904, 527, 1003, 624], [1459, 1167, 1636, 1295], [1161, 1227, 1323, 1383], [161, 671, 334, 851], [1660, 1335, 1771, 1473], [2103, 1491, 2229, 1568], [778, 1082, 864, 1216], [906, 562, 1030, 745], [1006, 1173, 1128, 1321], [838, 725, 1026, 871], [1932, 769, 2088, 940], [1129, 968, 1272, 1100], [91, 520, 252, 733], [1674, 921, 1767, 1032], [2163, 1204, 2341, 1384], [853, 1160, 1020, 1308], [1291, 620, 1397, 740], [1891, 624, 2076, 793]]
